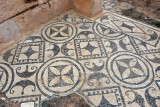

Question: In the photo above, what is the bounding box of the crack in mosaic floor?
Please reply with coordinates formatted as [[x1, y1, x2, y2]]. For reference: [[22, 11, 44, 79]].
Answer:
[[0, 7, 160, 107]]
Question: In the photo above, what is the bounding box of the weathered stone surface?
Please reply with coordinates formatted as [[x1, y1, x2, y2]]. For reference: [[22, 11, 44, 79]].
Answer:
[[0, 0, 71, 54], [71, 0, 103, 17], [38, 0, 49, 4], [0, 0, 38, 24]]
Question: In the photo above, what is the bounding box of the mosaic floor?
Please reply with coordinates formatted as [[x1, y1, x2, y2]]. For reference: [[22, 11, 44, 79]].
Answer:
[[0, 5, 160, 107]]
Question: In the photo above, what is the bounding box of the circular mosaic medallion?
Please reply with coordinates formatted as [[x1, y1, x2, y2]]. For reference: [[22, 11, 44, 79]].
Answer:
[[41, 22, 77, 43], [106, 52, 154, 89], [0, 63, 14, 92], [36, 57, 86, 97], [93, 23, 125, 40]]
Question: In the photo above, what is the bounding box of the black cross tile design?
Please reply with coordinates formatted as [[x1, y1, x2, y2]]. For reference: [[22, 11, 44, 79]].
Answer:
[[41, 22, 77, 43], [48, 65, 74, 87], [115, 58, 146, 80]]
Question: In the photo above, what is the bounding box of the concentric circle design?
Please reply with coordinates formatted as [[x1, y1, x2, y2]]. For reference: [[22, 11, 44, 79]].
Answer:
[[36, 57, 86, 97], [106, 52, 154, 89], [41, 22, 77, 43], [93, 23, 125, 40], [0, 63, 14, 92]]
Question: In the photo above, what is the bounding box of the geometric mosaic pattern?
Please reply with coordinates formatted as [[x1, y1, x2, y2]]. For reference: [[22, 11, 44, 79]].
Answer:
[[0, 4, 160, 107], [12, 42, 44, 65], [107, 52, 154, 89], [74, 38, 107, 60], [0, 63, 14, 92], [83, 86, 125, 107], [36, 57, 86, 97], [41, 22, 77, 43]]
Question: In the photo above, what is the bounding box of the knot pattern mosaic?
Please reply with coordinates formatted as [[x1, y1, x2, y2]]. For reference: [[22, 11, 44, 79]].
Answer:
[[0, 9, 160, 107]]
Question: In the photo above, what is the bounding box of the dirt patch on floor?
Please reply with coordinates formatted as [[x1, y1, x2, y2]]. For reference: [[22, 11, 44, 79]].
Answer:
[[113, 0, 160, 28], [0, 92, 20, 107], [42, 94, 90, 107]]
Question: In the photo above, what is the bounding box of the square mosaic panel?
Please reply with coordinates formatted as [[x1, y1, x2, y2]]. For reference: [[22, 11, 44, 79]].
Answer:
[[83, 86, 125, 107], [12, 42, 44, 65], [74, 38, 107, 60]]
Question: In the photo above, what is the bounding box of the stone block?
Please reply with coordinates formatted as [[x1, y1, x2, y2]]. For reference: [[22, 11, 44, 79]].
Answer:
[[71, 0, 103, 17]]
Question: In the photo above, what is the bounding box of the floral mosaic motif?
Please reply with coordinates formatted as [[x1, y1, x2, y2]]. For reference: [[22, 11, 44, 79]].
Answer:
[[41, 22, 77, 43], [48, 64, 74, 87], [115, 58, 146, 80], [107, 52, 154, 89], [36, 57, 86, 97]]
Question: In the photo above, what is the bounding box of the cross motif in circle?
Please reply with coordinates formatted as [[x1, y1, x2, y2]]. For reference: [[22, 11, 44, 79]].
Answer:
[[115, 58, 146, 80], [48, 64, 74, 87], [48, 24, 70, 38]]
